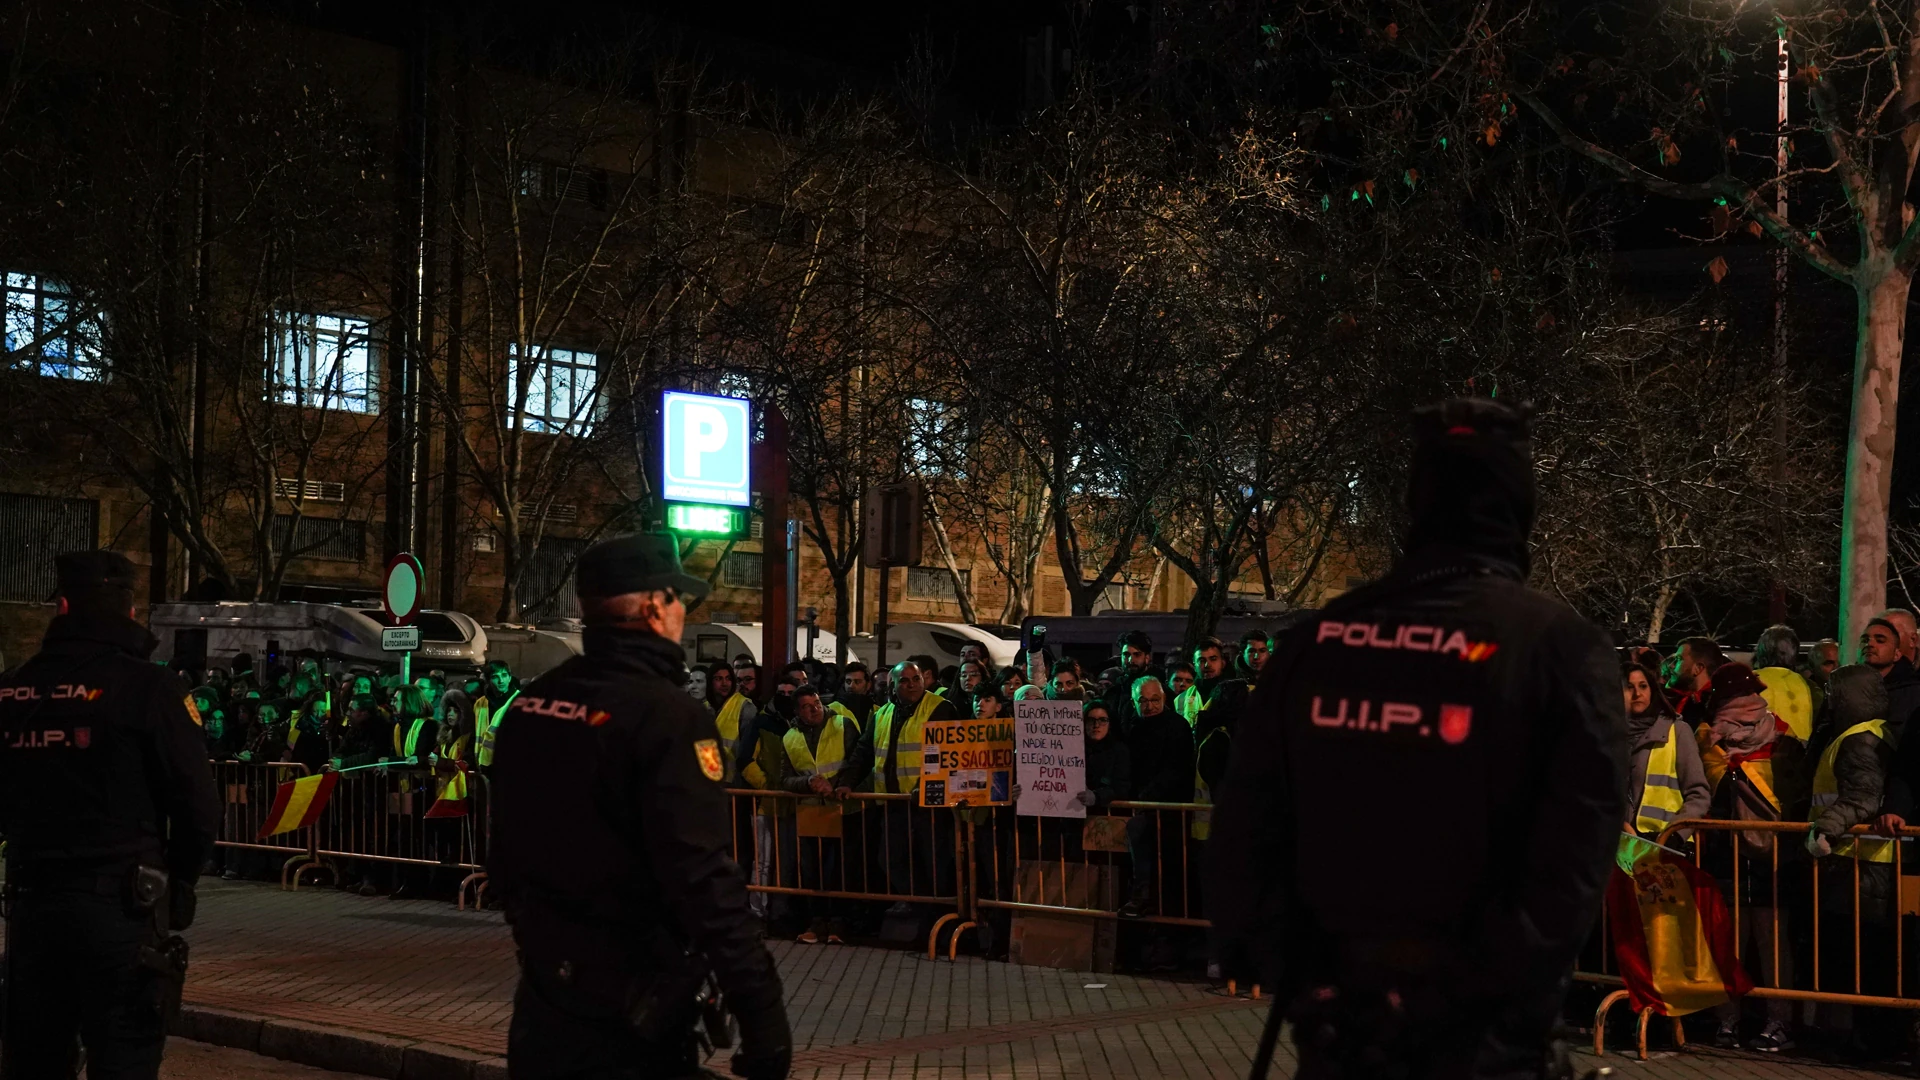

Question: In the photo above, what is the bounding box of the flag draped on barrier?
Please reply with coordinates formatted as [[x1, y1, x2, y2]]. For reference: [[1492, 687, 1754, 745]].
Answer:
[[256, 772, 340, 839], [1606, 844, 1752, 1016]]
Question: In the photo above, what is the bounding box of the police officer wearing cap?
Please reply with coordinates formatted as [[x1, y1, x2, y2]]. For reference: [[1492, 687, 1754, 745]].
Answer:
[[0, 550, 219, 1079], [1207, 400, 1623, 1079], [489, 535, 790, 1080]]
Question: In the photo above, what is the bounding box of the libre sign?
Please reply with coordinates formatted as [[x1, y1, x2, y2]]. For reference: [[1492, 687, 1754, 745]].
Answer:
[[661, 392, 751, 507]]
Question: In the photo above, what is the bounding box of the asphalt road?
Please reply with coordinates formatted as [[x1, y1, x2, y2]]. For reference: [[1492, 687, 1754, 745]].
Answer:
[[161, 1038, 375, 1079]]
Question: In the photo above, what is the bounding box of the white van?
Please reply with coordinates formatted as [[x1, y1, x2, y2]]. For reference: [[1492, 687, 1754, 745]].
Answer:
[[680, 621, 840, 668], [844, 621, 1018, 673], [150, 601, 488, 672], [484, 622, 584, 680]]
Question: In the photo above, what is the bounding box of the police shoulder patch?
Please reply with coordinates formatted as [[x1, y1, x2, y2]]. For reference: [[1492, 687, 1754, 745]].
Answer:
[[694, 738, 724, 782], [183, 695, 204, 727]]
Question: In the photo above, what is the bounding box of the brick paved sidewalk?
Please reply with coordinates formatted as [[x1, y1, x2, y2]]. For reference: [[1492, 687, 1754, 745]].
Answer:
[[184, 879, 1904, 1078]]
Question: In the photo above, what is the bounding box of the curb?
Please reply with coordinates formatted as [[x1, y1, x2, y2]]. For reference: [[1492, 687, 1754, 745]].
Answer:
[[171, 1004, 508, 1079]]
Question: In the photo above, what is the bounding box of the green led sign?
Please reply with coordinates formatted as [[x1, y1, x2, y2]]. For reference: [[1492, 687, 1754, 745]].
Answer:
[[667, 503, 747, 537]]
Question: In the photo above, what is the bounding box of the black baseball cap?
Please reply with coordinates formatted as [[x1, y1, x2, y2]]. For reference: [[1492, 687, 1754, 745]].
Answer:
[[574, 534, 709, 602], [53, 550, 138, 600]]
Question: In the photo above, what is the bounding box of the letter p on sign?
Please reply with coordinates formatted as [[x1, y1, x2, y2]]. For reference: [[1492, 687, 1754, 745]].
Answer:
[[661, 391, 751, 507]]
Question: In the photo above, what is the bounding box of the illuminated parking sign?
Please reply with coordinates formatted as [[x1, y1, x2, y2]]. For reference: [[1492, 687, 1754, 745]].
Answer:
[[662, 391, 751, 507]]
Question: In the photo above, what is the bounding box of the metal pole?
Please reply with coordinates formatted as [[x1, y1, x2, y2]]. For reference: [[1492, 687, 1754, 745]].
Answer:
[[786, 520, 799, 664], [1769, 25, 1791, 624], [876, 566, 889, 675]]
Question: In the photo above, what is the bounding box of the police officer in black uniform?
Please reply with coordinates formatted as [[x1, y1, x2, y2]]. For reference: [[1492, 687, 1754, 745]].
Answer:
[[0, 550, 220, 1079], [489, 535, 790, 1080], [1207, 400, 1623, 1079]]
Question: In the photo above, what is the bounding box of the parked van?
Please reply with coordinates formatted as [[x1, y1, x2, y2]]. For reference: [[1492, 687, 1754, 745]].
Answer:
[[681, 621, 841, 668], [150, 601, 488, 672], [483, 621, 584, 680], [1016, 611, 1298, 671], [844, 621, 1019, 673]]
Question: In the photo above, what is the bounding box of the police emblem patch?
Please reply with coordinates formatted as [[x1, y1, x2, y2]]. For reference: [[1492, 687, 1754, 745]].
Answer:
[[694, 738, 724, 781]]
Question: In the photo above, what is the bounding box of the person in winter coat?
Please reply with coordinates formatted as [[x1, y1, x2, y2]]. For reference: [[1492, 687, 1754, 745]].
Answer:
[[1697, 661, 1806, 1051], [1806, 665, 1902, 1056], [1081, 701, 1132, 809], [1119, 677, 1193, 920], [1622, 662, 1711, 840]]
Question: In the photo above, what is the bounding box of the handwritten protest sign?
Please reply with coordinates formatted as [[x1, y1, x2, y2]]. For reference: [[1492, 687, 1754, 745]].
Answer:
[[920, 716, 1014, 807], [1014, 699, 1086, 818]]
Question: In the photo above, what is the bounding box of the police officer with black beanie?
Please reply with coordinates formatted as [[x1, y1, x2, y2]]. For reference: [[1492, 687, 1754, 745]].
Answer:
[[1206, 400, 1623, 1079], [0, 550, 219, 1079], [489, 534, 790, 1080]]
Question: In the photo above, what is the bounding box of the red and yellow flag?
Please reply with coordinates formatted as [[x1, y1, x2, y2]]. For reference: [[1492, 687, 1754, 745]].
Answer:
[[256, 772, 339, 839], [424, 763, 469, 819], [1607, 849, 1753, 1016]]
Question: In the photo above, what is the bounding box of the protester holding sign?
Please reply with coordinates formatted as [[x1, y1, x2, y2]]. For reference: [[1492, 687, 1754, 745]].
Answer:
[[1015, 699, 1087, 819]]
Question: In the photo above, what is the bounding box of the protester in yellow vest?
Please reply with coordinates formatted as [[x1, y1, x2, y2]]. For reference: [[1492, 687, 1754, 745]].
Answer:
[[1621, 662, 1710, 840], [835, 661, 958, 913], [1694, 660, 1806, 1052], [473, 661, 518, 771], [778, 688, 861, 943], [703, 662, 759, 786], [1806, 665, 1904, 1039]]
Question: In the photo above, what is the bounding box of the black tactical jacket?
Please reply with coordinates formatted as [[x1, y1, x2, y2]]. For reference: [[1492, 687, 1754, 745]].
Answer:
[[487, 626, 782, 1017], [0, 613, 219, 882]]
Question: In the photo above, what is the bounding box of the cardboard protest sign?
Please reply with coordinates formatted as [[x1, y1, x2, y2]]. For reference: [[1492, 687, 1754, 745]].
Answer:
[[1015, 699, 1086, 818], [920, 716, 1015, 807]]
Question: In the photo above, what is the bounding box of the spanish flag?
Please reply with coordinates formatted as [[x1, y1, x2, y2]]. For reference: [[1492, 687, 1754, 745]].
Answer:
[[256, 772, 340, 839], [424, 763, 469, 819], [1607, 849, 1753, 1016]]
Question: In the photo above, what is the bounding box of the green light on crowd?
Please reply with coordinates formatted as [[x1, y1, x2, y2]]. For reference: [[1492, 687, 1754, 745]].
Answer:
[[667, 504, 744, 536]]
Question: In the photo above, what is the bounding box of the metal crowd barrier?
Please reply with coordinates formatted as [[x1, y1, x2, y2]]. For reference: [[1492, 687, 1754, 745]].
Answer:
[[212, 760, 318, 887], [724, 789, 961, 907], [1579, 817, 1920, 1059], [965, 801, 1212, 930], [209, 759, 491, 906]]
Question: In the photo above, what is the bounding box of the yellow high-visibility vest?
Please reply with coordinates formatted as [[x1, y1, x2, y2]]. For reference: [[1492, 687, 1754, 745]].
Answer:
[[827, 700, 862, 732], [1812, 719, 1896, 864], [1634, 720, 1687, 835], [1191, 724, 1225, 840], [476, 690, 518, 769], [1174, 686, 1203, 728], [713, 693, 751, 781], [1757, 666, 1814, 742], [395, 719, 430, 759], [783, 716, 858, 815], [871, 693, 940, 794]]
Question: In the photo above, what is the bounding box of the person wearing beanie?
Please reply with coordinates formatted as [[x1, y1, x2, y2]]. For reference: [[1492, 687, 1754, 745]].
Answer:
[[0, 551, 220, 1077], [1206, 398, 1622, 1076], [487, 535, 791, 1080]]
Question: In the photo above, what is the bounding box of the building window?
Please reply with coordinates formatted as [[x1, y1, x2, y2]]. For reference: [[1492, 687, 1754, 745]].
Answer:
[[268, 311, 375, 412], [0, 494, 100, 602], [509, 344, 599, 434], [4, 273, 103, 380], [271, 515, 365, 562], [906, 566, 970, 602], [721, 551, 762, 589], [518, 161, 611, 209]]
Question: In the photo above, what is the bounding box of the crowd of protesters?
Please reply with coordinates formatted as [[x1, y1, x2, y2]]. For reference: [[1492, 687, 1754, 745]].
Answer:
[[688, 628, 1275, 966], [1616, 610, 1920, 1060], [172, 610, 1920, 1058]]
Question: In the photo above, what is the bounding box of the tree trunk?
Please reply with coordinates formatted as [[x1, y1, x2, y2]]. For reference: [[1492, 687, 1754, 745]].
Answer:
[[1838, 265, 1911, 649], [924, 497, 978, 625], [1647, 582, 1675, 646]]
